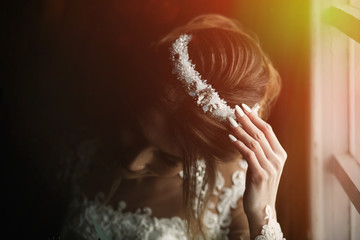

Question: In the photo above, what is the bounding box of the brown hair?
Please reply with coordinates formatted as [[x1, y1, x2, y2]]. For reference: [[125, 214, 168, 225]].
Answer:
[[122, 14, 281, 238]]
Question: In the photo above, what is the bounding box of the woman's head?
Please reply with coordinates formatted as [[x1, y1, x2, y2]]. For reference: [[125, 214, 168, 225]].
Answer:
[[122, 13, 281, 235]]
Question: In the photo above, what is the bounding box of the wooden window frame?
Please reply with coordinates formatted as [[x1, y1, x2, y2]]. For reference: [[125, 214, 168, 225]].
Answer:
[[310, 0, 360, 239]]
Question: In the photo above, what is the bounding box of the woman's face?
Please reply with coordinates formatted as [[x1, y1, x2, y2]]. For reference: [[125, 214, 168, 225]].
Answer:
[[119, 110, 183, 179]]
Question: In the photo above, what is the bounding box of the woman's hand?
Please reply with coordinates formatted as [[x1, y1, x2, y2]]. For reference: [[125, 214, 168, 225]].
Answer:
[[227, 103, 287, 237]]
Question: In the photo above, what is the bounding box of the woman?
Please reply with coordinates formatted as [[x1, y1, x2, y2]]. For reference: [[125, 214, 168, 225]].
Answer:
[[61, 14, 286, 240]]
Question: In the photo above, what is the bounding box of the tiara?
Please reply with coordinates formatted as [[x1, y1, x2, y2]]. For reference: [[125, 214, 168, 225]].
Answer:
[[170, 34, 260, 122]]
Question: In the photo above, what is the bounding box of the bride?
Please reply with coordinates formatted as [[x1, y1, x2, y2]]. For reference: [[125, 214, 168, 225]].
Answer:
[[61, 14, 287, 240]]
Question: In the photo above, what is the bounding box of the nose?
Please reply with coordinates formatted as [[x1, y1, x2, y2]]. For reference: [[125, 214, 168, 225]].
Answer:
[[127, 146, 154, 172]]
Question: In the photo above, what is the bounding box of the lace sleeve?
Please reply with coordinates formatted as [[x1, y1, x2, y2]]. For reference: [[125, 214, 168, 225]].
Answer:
[[254, 205, 286, 240]]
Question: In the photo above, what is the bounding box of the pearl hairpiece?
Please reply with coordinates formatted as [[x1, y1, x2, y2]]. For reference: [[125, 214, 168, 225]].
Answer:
[[170, 34, 260, 122]]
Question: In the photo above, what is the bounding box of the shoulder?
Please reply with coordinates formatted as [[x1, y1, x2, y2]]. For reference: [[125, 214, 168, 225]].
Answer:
[[58, 136, 120, 206]]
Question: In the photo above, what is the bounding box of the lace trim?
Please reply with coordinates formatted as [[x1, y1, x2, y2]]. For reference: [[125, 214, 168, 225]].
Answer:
[[67, 158, 247, 240], [68, 193, 189, 240], [179, 158, 248, 238], [254, 205, 286, 240]]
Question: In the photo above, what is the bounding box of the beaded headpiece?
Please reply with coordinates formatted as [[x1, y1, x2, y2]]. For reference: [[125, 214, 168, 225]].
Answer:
[[170, 34, 260, 122]]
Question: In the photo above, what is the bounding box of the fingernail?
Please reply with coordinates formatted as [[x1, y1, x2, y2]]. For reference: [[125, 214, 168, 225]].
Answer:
[[228, 117, 239, 128], [242, 103, 252, 113], [253, 102, 260, 111], [235, 105, 245, 117], [228, 134, 237, 142]]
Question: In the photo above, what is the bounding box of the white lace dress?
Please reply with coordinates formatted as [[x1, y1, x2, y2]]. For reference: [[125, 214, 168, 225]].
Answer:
[[62, 159, 248, 240]]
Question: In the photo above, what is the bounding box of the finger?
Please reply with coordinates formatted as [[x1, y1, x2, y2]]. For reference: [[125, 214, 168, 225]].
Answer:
[[233, 105, 276, 160], [228, 120, 274, 173], [240, 103, 286, 158], [228, 134, 264, 174]]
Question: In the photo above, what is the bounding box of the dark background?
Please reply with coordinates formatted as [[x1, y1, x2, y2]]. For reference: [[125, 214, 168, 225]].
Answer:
[[3, 0, 310, 239]]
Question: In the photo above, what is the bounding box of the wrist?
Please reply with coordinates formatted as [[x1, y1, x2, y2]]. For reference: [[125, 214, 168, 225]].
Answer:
[[246, 214, 267, 240], [245, 204, 277, 221]]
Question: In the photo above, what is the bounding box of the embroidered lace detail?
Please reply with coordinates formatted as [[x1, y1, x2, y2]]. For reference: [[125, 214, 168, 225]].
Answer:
[[180, 158, 248, 239], [254, 205, 286, 240], [67, 193, 188, 240], [201, 159, 247, 238], [65, 158, 247, 239]]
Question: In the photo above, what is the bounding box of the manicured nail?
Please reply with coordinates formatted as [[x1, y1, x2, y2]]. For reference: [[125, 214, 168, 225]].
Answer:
[[228, 117, 239, 128], [235, 105, 245, 117], [252, 103, 260, 116], [242, 103, 252, 113], [253, 103, 260, 111], [228, 134, 238, 142]]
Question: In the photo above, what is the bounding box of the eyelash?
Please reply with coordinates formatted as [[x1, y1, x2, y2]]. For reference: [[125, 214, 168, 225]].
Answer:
[[156, 151, 179, 167], [123, 128, 179, 167]]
